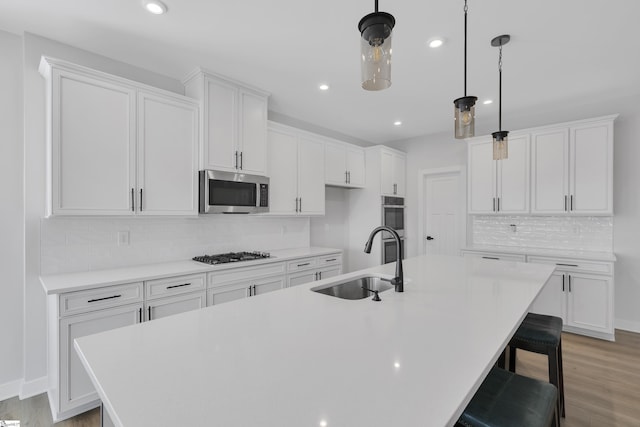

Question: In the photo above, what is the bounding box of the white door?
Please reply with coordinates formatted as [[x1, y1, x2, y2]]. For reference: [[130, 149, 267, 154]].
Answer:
[[137, 91, 199, 215], [325, 143, 347, 185], [467, 141, 497, 214], [380, 150, 395, 196], [239, 90, 268, 175], [146, 292, 206, 321], [423, 171, 462, 256], [204, 78, 237, 171], [267, 128, 299, 214], [318, 265, 342, 280], [207, 282, 249, 306], [298, 136, 325, 215], [531, 129, 569, 214], [567, 273, 612, 333], [53, 70, 136, 215], [530, 273, 566, 323], [392, 153, 406, 196], [346, 148, 366, 187], [253, 276, 285, 296], [497, 135, 530, 213], [288, 270, 317, 287]]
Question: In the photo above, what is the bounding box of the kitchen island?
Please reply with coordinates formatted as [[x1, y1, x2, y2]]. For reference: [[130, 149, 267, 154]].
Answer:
[[74, 254, 555, 427]]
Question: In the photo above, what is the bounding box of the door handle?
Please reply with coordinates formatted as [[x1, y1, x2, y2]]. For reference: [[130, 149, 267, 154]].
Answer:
[[562, 275, 565, 292], [235, 151, 239, 169], [347, 171, 351, 184], [131, 188, 135, 212], [570, 195, 574, 211], [299, 198, 302, 212], [493, 197, 496, 212], [345, 171, 348, 184], [139, 188, 143, 211], [240, 152, 243, 170], [147, 306, 152, 321], [426, 236, 434, 241]]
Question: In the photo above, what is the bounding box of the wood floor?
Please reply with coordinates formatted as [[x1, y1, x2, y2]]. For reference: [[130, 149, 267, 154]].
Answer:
[[1, 330, 639, 426]]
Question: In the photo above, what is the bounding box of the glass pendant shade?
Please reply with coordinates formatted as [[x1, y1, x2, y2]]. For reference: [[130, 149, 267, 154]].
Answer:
[[359, 12, 395, 91], [492, 130, 509, 160], [454, 96, 478, 139]]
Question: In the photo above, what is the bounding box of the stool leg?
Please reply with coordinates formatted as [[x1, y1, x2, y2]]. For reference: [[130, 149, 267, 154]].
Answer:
[[508, 346, 517, 372], [548, 347, 561, 422], [558, 339, 566, 418]]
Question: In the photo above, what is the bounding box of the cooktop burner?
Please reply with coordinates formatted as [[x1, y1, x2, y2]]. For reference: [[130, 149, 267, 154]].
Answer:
[[192, 251, 271, 265]]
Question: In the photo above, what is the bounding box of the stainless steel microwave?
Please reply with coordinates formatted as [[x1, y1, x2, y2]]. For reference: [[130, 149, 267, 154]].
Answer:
[[199, 170, 269, 214]]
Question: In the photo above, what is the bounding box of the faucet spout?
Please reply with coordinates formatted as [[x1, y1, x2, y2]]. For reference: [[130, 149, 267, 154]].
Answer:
[[364, 226, 404, 292]]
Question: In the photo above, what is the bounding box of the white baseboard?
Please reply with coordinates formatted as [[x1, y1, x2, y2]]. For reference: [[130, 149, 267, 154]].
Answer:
[[19, 376, 47, 399], [615, 318, 640, 334], [0, 379, 22, 401]]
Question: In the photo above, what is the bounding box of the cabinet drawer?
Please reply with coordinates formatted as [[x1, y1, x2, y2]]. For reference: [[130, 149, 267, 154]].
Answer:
[[462, 251, 526, 262], [317, 253, 342, 267], [209, 262, 286, 287], [287, 257, 318, 272], [145, 273, 206, 300], [60, 282, 143, 317], [528, 256, 612, 275]]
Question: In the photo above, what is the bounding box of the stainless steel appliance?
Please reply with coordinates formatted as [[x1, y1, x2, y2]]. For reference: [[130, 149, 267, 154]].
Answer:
[[192, 251, 271, 265], [381, 196, 405, 264], [199, 170, 269, 214]]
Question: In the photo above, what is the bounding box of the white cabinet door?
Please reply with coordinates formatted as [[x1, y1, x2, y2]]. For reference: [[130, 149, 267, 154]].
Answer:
[[325, 143, 348, 185], [531, 129, 570, 214], [467, 141, 497, 214], [318, 265, 342, 280], [567, 273, 612, 333], [347, 147, 366, 187], [288, 270, 318, 287], [380, 149, 395, 196], [392, 152, 406, 197], [146, 292, 206, 321], [52, 69, 136, 215], [239, 90, 268, 175], [137, 91, 199, 215], [253, 276, 285, 296], [497, 135, 529, 214], [530, 273, 566, 322], [298, 136, 325, 215], [570, 122, 613, 214], [207, 282, 249, 306], [267, 127, 299, 214], [59, 304, 142, 413], [203, 78, 237, 172]]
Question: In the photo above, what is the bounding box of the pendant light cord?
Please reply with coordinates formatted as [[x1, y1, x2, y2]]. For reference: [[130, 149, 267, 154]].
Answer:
[[464, 0, 468, 96], [498, 45, 503, 131]]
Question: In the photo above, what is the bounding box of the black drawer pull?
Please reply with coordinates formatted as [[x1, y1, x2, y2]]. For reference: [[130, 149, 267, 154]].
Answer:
[[556, 263, 578, 267], [325, 259, 337, 262], [167, 283, 191, 290], [88, 294, 122, 303], [297, 262, 311, 267], [482, 256, 500, 260]]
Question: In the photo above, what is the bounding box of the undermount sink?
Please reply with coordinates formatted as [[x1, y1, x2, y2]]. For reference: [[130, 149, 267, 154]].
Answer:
[[311, 276, 394, 300]]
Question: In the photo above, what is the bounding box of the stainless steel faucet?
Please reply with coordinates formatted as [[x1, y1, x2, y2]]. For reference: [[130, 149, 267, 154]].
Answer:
[[364, 226, 404, 292]]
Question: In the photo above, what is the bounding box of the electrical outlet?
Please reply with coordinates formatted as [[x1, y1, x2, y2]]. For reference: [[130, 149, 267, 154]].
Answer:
[[117, 231, 130, 246], [509, 224, 517, 233]]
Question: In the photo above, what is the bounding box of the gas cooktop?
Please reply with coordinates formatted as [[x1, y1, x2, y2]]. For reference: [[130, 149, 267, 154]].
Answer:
[[192, 251, 272, 265]]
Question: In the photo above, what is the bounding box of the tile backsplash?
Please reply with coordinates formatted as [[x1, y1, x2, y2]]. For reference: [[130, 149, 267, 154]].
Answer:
[[472, 216, 613, 252], [41, 216, 310, 275]]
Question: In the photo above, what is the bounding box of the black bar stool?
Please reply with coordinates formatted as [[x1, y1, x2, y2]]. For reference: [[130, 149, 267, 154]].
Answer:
[[508, 313, 565, 419], [457, 366, 558, 427]]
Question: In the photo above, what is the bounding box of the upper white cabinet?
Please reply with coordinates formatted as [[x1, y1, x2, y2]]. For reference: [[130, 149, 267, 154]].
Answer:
[[376, 147, 406, 196], [183, 70, 269, 175], [39, 57, 199, 217], [467, 135, 530, 214], [267, 122, 325, 215], [531, 117, 614, 215], [325, 141, 365, 188]]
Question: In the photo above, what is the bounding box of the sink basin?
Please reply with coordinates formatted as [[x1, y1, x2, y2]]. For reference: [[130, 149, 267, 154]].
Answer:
[[311, 276, 394, 300]]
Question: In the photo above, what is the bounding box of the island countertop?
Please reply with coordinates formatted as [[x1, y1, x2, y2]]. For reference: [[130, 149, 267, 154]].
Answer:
[[74, 254, 555, 427]]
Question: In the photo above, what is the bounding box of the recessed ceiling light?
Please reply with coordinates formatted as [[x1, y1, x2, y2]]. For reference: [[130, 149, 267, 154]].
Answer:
[[483, 99, 493, 105], [428, 38, 444, 48], [319, 84, 330, 91], [142, 0, 167, 15], [394, 121, 402, 126]]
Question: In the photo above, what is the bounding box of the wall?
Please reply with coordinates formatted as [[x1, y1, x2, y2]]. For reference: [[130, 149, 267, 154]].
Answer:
[[0, 30, 24, 399], [386, 131, 467, 259], [310, 187, 350, 267]]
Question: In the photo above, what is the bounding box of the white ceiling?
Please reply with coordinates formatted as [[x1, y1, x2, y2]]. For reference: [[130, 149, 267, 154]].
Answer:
[[1, 0, 639, 144]]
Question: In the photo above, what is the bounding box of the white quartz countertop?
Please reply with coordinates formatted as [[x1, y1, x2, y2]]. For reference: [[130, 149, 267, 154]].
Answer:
[[40, 247, 342, 295], [462, 245, 616, 262], [74, 254, 555, 427]]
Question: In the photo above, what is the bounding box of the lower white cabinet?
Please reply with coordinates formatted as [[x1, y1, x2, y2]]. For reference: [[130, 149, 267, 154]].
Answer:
[[145, 292, 206, 321], [207, 275, 286, 306], [287, 254, 342, 287]]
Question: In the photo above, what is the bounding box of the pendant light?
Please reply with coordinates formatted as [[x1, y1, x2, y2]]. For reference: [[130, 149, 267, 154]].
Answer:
[[491, 34, 510, 160], [453, 0, 477, 139], [358, 0, 396, 91]]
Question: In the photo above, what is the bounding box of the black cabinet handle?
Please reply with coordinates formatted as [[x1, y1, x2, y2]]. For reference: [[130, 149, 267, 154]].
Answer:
[[568, 275, 572, 292], [570, 195, 574, 211], [131, 188, 135, 212], [562, 275, 565, 292], [138, 307, 142, 323], [139, 189, 143, 211], [235, 151, 238, 169], [497, 197, 501, 212], [482, 256, 500, 260], [147, 306, 152, 321], [240, 152, 243, 170], [564, 195, 568, 212], [426, 236, 434, 241], [299, 197, 302, 212], [88, 294, 121, 303], [345, 171, 348, 184], [318, 271, 322, 280], [493, 198, 496, 212], [298, 262, 310, 267], [325, 258, 337, 262], [348, 171, 351, 184], [556, 263, 578, 267], [166, 283, 191, 290]]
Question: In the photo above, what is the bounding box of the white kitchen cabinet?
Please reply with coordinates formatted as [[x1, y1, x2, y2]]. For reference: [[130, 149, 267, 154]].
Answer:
[[528, 256, 614, 341], [183, 70, 269, 175], [145, 292, 206, 321], [380, 148, 406, 196], [267, 123, 325, 215], [40, 56, 199, 217], [57, 302, 142, 417], [287, 253, 342, 287], [531, 116, 615, 215], [207, 275, 285, 305], [325, 141, 366, 188], [467, 135, 530, 214]]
